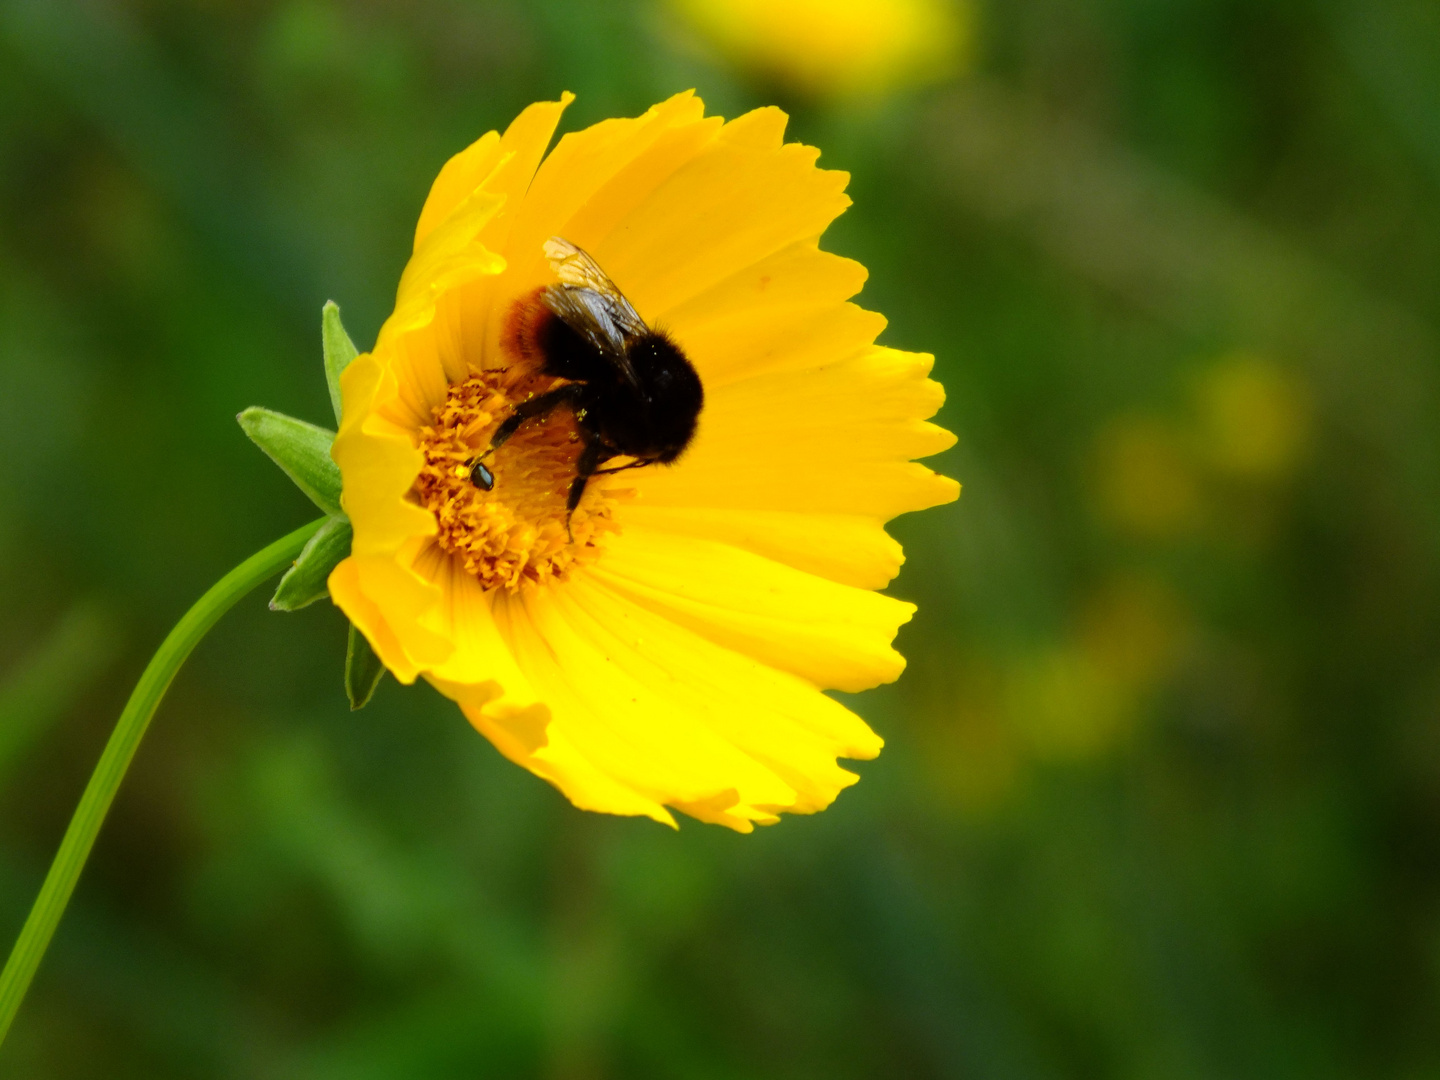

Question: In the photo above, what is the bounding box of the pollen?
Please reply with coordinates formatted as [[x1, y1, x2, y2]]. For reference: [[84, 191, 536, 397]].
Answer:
[[415, 370, 621, 591]]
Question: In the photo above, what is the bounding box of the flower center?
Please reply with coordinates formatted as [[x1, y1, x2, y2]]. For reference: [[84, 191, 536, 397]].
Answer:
[[415, 369, 619, 591]]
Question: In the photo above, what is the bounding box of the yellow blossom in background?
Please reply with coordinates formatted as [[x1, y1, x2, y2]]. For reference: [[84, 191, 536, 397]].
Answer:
[[1007, 575, 1189, 760], [1195, 352, 1312, 481], [1092, 416, 1204, 540], [671, 0, 970, 100], [1006, 646, 1132, 760], [918, 575, 1189, 811], [1076, 573, 1189, 693], [328, 93, 958, 831], [1090, 353, 1312, 548]]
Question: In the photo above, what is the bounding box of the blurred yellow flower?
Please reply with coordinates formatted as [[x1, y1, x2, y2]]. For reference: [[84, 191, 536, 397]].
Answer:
[[1092, 416, 1204, 539], [328, 93, 957, 831], [1008, 576, 1189, 760], [1077, 573, 1188, 693], [1195, 352, 1311, 481], [673, 0, 970, 100], [1008, 646, 1132, 759]]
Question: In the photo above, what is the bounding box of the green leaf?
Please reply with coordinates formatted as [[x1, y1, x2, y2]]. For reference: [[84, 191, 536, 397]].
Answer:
[[237, 407, 341, 516], [345, 622, 386, 710], [323, 301, 359, 426], [270, 515, 351, 612]]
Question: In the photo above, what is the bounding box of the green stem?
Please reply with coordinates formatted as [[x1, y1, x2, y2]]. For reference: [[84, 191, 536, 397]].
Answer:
[[0, 516, 327, 1046]]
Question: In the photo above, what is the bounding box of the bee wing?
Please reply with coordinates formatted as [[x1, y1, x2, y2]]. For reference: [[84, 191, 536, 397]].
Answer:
[[542, 236, 648, 387], [544, 237, 650, 333], [538, 287, 640, 387]]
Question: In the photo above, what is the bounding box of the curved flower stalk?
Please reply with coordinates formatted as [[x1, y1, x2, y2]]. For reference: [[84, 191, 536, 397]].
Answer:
[[329, 92, 958, 830]]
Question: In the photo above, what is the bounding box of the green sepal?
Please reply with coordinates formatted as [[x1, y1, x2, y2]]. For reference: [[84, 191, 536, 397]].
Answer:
[[270, 515, 351, 612], [323, 301, 359, 426], [345, 622, 386, 710], [237, 407, 342, 516]]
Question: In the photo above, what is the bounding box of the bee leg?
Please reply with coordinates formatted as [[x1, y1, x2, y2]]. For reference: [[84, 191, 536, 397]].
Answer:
[[488, 384, 583, 452], [470, 385, 584, 492], [564, 439, 611, 541], [565, 474, 591, 516], [564, 455, 657, 532], [590, 458, 659, 477]]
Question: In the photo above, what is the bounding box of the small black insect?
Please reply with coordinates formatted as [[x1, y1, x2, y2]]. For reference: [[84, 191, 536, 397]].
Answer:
[[472, 237, 703, 518]]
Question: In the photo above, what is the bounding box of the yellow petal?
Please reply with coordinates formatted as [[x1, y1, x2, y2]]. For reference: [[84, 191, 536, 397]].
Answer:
[[467, 574, 881, 829], [328, 551, 455, 685], [410, 543, 541, 704], [630, 346, 959, 518], [412, 95, 573, 251], [384, 183, 507, 346], [475, 94, 575, 250], [693, 300, 889, 389], [562, 574, 880, 760], [492, 586, 715, 827], [381, 320, 454, 430], [504, 90, 715, 282], [659, 237, 870, 330], [327, 556, 422, 684], [351, 551, 452, 670], [618, 505, 904, 590], [474, 92, 722, 367], [693, 346, 954, 461], [659, 242, 877, 386], [332, 352, 435, 555], [580, 117, 851, 320], [400, 96, 573, 369], [588, 528, 914, 692], [714, 103, 790, 150], [413, 130, 503, 252], [711, 347, 956, 457]]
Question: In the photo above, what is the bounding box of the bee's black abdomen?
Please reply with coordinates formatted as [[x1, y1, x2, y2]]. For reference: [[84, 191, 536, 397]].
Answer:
[[624, 331, 703, 462]]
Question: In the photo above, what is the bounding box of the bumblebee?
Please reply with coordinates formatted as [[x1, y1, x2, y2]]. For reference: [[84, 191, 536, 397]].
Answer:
[[471, 238, 703, 518]]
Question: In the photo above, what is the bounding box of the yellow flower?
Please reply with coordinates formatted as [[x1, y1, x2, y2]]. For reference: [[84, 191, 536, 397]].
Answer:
[[673, 0, 970, 100], [1092, 416, 1204, 540], [328, 93, 958, 831], [1195, 352, 1311, 482]]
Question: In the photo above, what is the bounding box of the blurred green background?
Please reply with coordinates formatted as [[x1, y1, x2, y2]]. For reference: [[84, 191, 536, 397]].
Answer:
[[3, 0, 1440, 1076]]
